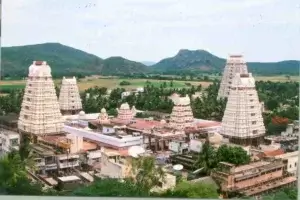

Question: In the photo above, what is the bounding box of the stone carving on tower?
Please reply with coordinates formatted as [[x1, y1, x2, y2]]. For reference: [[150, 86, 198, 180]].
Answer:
[[59, 76, 82, 115], [169, 95, 194, 130], [117, 103, 134, 121], [217, 55, 248, 99], [220, 73, 265, 146], [18, 61, 64, 136], [98, 108, 110, 124]]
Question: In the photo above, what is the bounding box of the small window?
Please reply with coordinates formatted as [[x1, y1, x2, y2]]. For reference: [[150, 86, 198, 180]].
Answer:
[[290, 164, 292, 168], [250, 99, 254, 102], [251, 113, 255, 116], [252, 121, 256, 125], [295, 163, 297, 167], [251, 106, 254, 109], [27, 98, 31, 101], [253, 130, 258, 134]]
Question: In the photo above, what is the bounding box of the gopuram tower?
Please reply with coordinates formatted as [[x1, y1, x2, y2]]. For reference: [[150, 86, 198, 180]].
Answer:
[[18, 61, 64, 141], [59, 76, 82, 115], [217, 55, 248, 99], [169, 95, 194, 130], [220, 73, 265, 146]]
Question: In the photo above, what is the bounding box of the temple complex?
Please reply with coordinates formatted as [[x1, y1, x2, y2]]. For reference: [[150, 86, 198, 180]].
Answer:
[[168, 95, 194, 130], [116, 103, 136, 121], [59, 76, 82, 115], [217, 55, 248, 99], [98, 108, 110, 124], [221, 73, 265, 146], [18, 61, 64, 137]]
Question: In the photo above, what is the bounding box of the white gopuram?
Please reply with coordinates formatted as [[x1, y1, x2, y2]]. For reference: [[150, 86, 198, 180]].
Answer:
[[59, 76, 82, 115], [217, 55, 248, 99], [116, 103, 135, 121], [18, 61, 64, 136], [169, 95, 194, 130], [220, 73, 265, 146]]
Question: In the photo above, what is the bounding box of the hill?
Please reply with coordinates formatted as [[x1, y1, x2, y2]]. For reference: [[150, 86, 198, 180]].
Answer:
[[2, 43, 149, 78], [151, 49, 299, 75], [141, 61, 156, 66]]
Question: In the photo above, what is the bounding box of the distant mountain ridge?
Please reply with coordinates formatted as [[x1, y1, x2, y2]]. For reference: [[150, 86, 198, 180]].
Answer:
[[152, 49, 299, 75], [141, 61, 156, 66], [2, 43, 299, 77], [2, 43, 149, 77]]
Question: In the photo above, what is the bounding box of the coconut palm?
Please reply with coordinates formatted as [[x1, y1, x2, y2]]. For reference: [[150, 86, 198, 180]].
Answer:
[[131, 156, 166, 193]]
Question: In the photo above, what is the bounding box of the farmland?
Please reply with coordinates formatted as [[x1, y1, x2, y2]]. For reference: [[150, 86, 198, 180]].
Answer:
[[0, 75, 297, 93]]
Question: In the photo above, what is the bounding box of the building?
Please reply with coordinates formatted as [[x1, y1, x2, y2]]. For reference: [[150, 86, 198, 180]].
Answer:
[[168, 95, 194, 130], [221, 73, 265, 146], [59, 77, 82, 115], [18, 61, 64, 137], [116, 103, 136, 121], [100, 148, 133, 179], [0, 129, 20, 153], [211, 159, 297, 197], [275, 151, 298, 177], [217, 55, 248, 99]]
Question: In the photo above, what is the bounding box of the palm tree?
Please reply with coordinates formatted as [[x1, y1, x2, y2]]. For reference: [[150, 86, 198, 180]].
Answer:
[[131, 156, 166, 194], [194, 139, 217, 175]]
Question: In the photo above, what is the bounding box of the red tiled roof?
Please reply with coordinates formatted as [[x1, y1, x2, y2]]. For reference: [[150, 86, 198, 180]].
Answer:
[[128, 119, 162, 130], [196, 121, 221, 128], [257, 149, 285, 159], [35, 61, 44, 65]]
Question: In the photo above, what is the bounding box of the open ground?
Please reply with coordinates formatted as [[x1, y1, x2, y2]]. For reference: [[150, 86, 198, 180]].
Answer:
[[0, 76, 297, 93]]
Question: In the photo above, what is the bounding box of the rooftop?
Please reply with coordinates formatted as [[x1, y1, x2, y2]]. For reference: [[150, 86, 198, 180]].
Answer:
[[57, 175, 81, 182], [234, 161, 271, 173]]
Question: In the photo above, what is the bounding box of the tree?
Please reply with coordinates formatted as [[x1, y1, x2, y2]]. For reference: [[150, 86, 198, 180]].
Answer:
[[131, 156, 166, 193], [0, 150, 43, 195], [194, 140, 218, 175], [72, 178, 148, 197], [216, 145, 250, 165], [157, 181, 219, 198]]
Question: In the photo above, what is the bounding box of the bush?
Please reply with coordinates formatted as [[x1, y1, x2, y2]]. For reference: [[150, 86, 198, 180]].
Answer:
[[119, 81, 131, 86]]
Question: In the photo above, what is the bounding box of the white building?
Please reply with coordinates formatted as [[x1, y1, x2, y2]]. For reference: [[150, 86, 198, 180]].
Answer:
[[0, 129, 20, 153], [217, 55, 248, 99], [63, 125, 143, 149], [59, 76, 82, 115], [275, 151, 298, 176], [121, 91, 131, 99], [221, 73, 265, 146], [18, 61, 64, 135]]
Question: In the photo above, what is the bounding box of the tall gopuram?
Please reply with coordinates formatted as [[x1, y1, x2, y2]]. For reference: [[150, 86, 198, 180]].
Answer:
[[220, 73, 265, 146], [217, 55, 248, 99], [18, 61, 64, 140], [169, 95, 194, 130], [59, 76, 82, 115]]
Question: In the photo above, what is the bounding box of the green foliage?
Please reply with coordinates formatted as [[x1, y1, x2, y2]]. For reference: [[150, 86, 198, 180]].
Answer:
[[151, 49, 299, 75], [195, 142, 250, 174], [157, 181, 219, 198], [131, 156, 165, 193], [216, 145, 251, 165], [0, 150, 44, 195], [119, 80, 131, 86], [72, 178, 148, 197], [2, 43, 148, 78]]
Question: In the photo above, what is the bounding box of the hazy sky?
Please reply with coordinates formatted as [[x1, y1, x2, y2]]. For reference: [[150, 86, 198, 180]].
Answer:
[[3, 0, 300, 62]]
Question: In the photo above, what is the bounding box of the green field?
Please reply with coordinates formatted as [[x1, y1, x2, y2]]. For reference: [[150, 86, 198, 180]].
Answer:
[[0, 76, 297, 93]]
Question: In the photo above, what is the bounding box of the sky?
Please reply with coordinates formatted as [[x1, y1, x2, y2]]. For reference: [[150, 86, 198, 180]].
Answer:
[[2, 0, 300, 62]]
